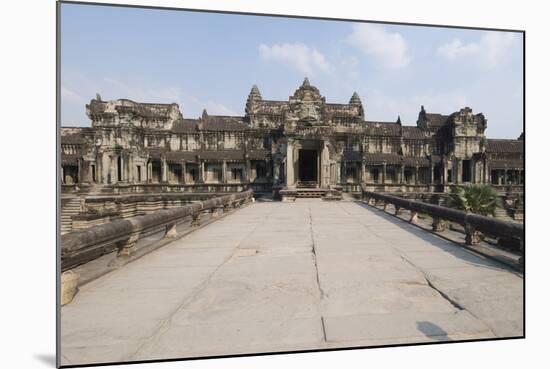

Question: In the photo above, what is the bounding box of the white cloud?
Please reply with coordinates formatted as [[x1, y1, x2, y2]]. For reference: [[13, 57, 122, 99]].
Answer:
[[346, 24, 411, 69], [61, 85, 85, 103], [437, 32, 519, 68], [258, 42, 330, 75]]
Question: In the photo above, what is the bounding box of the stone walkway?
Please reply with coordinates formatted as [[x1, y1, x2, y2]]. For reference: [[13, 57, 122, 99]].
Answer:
[[61, 200, 523, 366]]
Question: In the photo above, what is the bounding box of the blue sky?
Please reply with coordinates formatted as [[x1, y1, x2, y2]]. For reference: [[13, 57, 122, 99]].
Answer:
[[61, 3, 523, 138]]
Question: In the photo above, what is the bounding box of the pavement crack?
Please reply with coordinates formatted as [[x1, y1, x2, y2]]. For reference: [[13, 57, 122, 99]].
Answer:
[[307, 203, 328, 343], [398, 255, 464, 311]]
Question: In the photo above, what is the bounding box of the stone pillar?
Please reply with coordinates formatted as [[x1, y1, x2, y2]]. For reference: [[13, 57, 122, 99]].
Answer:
[[399, 164, 404, 184], [199, 160, 205, 183], [273, 160, 280, 184], [321, 142, 330, 187], [483, 157, 488, 184], [342, 161, 347, 183], [429, 161, 434, 184], [286, 140, 295, 187], [245, 159, 251, 183], [161, 157, 167, 182], [181, 161, 186, 184], [504, 168, 509, 185], [222, 160, 227, 184], [147, 161, 152, 183], [414, 165, 419, 185], [77, 158, 82, 184], [456, 159, 462, 184], [382, 162, 387, 184], [442, 157, 448, 185]]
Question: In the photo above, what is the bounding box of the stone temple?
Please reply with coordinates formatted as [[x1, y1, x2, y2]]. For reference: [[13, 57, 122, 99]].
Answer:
[[61, 78, 524, 199]]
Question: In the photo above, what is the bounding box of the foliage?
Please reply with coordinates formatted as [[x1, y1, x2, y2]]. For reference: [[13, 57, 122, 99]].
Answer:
[[445, 184, 502, 216]]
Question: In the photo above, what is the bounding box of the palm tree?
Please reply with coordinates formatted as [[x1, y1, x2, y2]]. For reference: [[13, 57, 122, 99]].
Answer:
[[445, 184, 503, 245], [445, 184, 501, 216]]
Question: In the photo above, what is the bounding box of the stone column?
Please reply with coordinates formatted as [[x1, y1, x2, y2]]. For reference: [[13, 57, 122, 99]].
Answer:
[[273, 160, 280, 185], [286, 140, 295, 187], [222, 160, 227, 184], [442, 157, 448, 185], [483, 157, 488, 184], [77, 158, 82, 184], [181, 161, 187, 184], [382, 162, 387, 184], [161, 157, 167, 182], [456, 159, 462, 184], [245, 159, 251, 183], [414, 165, 419, 185], [147, 161, 152, 183], [504, 168, 509, 185], [399, 164, 404, 184], [199, 159, 205, 183], [321, 142, 330, 187], [429, 160, 434, 184]]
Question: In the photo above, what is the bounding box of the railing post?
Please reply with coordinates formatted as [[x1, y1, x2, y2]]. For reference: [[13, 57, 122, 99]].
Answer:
[[165, 221, 178, 238], [394, 205, 402, 216], [432, 217, 445, 232], [409, 211, 418, 224], [464, 223, 480, 245], [211, 206, 223, 218], [191, 212, 201, 227], [117, 232, 140, 256]]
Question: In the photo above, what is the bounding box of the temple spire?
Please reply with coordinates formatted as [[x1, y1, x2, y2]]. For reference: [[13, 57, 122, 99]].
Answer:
[[397, 115, 402, 125], [248, 84, 262, 100], [246, 84, 262, 116], [302, 77, 310, 87], [349, 91, 362, 105]]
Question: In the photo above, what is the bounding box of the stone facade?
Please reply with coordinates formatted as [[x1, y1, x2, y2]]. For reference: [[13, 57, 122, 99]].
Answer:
[[61, 79, 524, 195]]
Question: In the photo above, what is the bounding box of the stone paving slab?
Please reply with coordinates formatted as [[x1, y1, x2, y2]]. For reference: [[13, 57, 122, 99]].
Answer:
[[61, 199, 523, 366]]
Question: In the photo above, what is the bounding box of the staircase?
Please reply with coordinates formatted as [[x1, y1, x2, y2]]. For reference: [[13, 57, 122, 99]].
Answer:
[[296, 181, 318, 189], [296, 188, 328, 198], [61, 197, 81, 234]]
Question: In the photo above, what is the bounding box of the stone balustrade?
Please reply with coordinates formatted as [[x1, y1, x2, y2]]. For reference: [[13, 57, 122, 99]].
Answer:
[[61, 190, 254, 271], [361, 186, 524, 268]]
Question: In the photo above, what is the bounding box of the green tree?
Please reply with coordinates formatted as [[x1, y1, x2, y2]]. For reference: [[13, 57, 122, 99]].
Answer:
[[445, 184, 502, 216]]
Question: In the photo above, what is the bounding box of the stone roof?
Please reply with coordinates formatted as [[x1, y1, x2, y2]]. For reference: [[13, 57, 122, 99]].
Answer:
[[363, 154, 430, 166], [486, 139, 523, 153], [61, 134, 85, 145], [365, 122, 401, 136], [171, 117, 248, 132], [365, 153, 402, 165], [165, 151, 199, 163], [202, 116, 248, 131], [425, 113, 449, 126], [200, 150, 246, 161], [402, 126, 427, 140], [489, 159, 524, 169], [403, 157, 430, 167], [146, 148, 168, 159], [248, 149, 270, 160], [171, 119, 199, 133]]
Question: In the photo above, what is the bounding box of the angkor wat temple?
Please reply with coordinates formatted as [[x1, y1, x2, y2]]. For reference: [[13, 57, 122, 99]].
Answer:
[[61, 78, 524, 199]]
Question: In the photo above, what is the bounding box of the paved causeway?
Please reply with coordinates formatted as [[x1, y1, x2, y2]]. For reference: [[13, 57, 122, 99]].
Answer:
[[61, 200, 523, 366]]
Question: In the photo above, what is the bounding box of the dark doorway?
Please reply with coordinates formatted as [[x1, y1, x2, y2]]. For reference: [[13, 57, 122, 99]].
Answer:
[[462, 160, 471, 182], [151, 161, 161, 183], [298, 149, 318, 183]]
